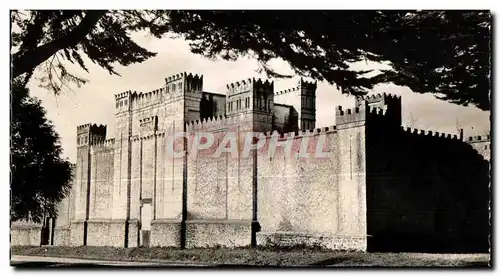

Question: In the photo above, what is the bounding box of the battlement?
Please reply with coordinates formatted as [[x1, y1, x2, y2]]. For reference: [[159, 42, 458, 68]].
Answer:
[[131, 131, 167, 142], [466, 135, 491, 143], [165, 72, 203, 84], [226, 78, 274, 95], [91, 138, 116, 148], [298, 78, 317, 91], [114, 90, 136, 100], [364, 93, 401, 103], [77, 123, 107, 135], [185, 114, 234, 131], [336, 106, 366, 125], [133, 88, 164, 100], [401, 126, 460, 141], [273, 78, 318, 96], [274, 87, 300, 96], [262, 125, 337, 139], [140, 116, 158, 126], [356, 93, 401, 111]]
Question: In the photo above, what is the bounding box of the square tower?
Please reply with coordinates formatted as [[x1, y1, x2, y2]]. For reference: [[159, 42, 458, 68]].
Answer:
[[226, 78, 274, 132], [165, 72, 204, 123]]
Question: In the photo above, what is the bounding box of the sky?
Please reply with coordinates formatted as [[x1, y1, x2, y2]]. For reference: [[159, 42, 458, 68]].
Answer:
[[27, 33, 491, 163]]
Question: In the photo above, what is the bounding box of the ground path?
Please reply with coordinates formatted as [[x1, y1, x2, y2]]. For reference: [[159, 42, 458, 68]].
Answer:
[[10, 246, 491, 268]]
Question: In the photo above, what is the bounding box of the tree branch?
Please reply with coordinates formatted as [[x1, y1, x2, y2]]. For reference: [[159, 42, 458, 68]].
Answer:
[[11, 10, 107, 79]]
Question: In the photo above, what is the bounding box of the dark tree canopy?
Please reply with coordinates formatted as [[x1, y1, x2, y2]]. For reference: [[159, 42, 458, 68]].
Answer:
[[168, 11, 491, 110], [11, 10, 490, 110], [11, 83, 73, 223]]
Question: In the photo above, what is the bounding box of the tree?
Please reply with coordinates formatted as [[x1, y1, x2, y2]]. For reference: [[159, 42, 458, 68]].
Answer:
[[167, 11, 491, 110], [11, 10, 490, 110], [10, 82, 73, 223]]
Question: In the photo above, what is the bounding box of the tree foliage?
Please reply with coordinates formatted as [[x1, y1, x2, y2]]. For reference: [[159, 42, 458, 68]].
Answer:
[[11, 82, 73, 223], [11, 10, 170, 92], [168, 11, 491, 110], [11, 10, 490, 110]]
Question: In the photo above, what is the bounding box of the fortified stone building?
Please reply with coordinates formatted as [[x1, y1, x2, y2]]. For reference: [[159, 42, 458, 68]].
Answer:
[[12, 72, 490, 252]]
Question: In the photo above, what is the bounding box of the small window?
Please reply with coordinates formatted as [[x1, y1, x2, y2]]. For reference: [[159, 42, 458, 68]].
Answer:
[[116, 101, 120, 108], [485, 145, 488, 150], [120, 100, 123, 107], [124, 99, 128, 106]]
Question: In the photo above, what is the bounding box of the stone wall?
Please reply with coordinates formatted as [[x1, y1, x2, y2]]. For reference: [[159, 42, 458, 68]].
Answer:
[[150, 219, 181, 247], [89, 145, 114, 220], [11, 224, 42, 246], [70, 220, 85, 246], [256, 121, 367, 249], [53, 228, 71, 246], [86, 220, 125, 247], [257, 232, 367, 251], [186, 220, 252, 248]]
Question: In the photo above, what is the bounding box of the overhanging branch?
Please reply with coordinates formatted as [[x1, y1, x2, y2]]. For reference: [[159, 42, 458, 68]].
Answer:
[[11, 10, 107, 79]]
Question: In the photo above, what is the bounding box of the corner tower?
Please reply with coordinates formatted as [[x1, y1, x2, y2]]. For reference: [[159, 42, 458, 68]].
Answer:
[[73, 123, 107, 245], [356, 93, 402, 128]]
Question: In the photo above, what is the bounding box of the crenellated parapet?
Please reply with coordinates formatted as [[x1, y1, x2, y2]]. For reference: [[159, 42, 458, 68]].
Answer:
[[273, 78, 317, 96], [363, 93, 401, 104], [165, 72, 203, 93], [274, 86, 300, 96], [357, 93, 402, 127], [226, 78, 274, 96], [165, 72, 202, 84], [401, 126, 461, 141], [76, 123, 107, 146], [130, 88, 165, 108], [90, 138, 116, 151], [226, 78, 253, 95], [262, 125, 337, 140], [139, 116, 158, 132], [77, 123, 106, 134], [185, 114, 234, 132], [336, 106, 367, 125], [466, 134, 491, 143], [131, 131, 167, 142], [298, 78, 317, 95], [115, 90, 135, 101], [114, 90, 137, 112]]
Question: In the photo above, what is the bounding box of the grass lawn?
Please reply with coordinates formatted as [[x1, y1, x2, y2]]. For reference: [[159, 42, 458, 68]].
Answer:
[[11, 246, 490, 267]]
